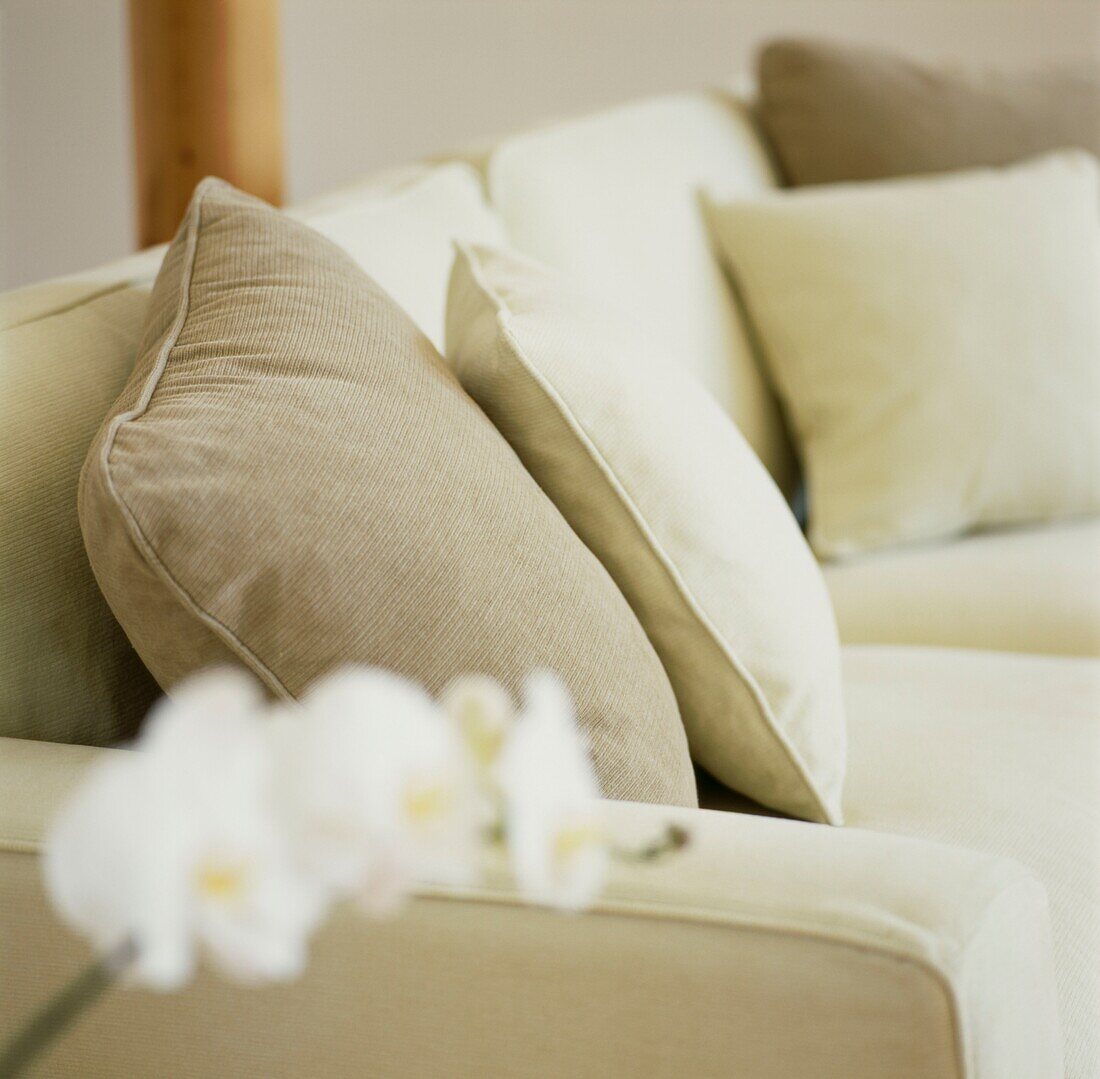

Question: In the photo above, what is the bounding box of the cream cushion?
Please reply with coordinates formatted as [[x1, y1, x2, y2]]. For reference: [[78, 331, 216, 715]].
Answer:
[[842, 645, 1100, 1077], [446, 244, 845, 824], [0, 164, 506, 748], [708, 152, 1100, 558], [293, 163, 507, 349], [483, 92, 797, 493], [824, 518, 1100, 657]]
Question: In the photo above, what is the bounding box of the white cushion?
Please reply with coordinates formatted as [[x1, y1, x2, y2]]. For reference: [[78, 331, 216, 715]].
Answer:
[[293, 163, 506, 348], [824, 519, 1100, 657], [483, 92, 796, 492], [842, 645, 1100, 1077], [446, 243, 845, 824], [708, 152, 1100, 558]]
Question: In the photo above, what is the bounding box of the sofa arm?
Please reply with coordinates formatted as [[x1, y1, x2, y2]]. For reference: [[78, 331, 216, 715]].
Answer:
[[0, 737, 1061, 1078]]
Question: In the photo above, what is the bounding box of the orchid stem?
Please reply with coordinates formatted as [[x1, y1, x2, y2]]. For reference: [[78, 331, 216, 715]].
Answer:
[[0, 939, 135, 1079], [612, 823, 691, 863]]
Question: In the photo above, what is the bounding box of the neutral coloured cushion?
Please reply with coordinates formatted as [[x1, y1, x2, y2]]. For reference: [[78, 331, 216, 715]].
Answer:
[[78, 179, 695, 807], [841, 644, 1100, 1077], [708, 152, 1100, 558], [0, 164, 506, 748], [482, 92, 797, 493], [446, 244, 845, 824], [292, 163, 507, 349], [757, 38, 1100, 187], [824, 518, 1100, 658]]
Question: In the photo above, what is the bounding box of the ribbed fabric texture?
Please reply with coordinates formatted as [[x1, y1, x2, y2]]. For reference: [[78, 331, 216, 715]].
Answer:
[[1, 164, 504, 749], [78, 178, 695, 807], [758, 38, 1100, 187]]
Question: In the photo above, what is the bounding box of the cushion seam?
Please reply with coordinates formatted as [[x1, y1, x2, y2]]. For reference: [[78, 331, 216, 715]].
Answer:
[[95, 182, 294, 702], [1, 280, 151, 332]]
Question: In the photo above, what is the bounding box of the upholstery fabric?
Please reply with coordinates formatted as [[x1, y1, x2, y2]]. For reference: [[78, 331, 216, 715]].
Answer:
[[757, 38, 1100, 186], [481, 92, 798, 494], [446, 244, 845, 824], [0, 735, 1062, 1078], [77, 179, 694, 807], [0, 164, 506, 748], [292, 163, 506, 349], [841, 645, 1100, 1077], [708, 152, 1100, 558], [824, 518, 1100, 657], [0, 258, 164, 746]]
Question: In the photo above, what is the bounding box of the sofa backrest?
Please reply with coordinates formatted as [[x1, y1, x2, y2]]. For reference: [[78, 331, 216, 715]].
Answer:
[[0, 163, 505, 746], [474, 90, 795, 493], [3, 92, 790, 748]]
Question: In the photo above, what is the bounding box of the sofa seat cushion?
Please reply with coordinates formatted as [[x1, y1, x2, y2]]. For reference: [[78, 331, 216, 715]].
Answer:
[[823, 518, 1100, 657], [841, 645, 1100, 1077], [482, 92, 797, 494]]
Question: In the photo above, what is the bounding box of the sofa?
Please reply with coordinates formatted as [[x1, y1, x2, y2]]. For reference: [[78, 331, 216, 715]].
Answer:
[[2, 84, 1097, 1079]]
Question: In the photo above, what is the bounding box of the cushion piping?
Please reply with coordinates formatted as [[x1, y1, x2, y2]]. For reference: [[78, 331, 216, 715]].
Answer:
[[93, 179, 295, 703]]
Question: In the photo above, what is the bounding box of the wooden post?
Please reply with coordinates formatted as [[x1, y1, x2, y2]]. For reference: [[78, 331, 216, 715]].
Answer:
[[129, 0, 284, 248]]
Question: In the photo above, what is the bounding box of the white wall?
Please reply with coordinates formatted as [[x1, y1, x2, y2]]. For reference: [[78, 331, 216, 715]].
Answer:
[[281, 0, 1100, 204], [2, 0, 1098, 289], [0, 0, 135, 289]]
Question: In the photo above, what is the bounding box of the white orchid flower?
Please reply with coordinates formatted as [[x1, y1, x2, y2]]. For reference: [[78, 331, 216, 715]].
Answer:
[[275, 668, 488, 913], [44, 668, 326, 991], [496, 673, 609, 911], [439, 675, 514, 775]]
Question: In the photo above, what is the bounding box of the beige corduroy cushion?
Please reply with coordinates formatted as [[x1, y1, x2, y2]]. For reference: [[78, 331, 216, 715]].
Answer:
[[0, 162, 507, 748], [757, 38, 1100, 187], [77, 178, 695, 808], [446, 244, 845, 824], [708, 152, 1100, 559]]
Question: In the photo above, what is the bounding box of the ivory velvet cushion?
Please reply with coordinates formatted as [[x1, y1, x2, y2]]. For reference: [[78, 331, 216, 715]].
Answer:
[[78, 178, 695, 808], [708, 152, 1100, 559], [445, 244, 846, 824], [757, 38, 1100, 186]]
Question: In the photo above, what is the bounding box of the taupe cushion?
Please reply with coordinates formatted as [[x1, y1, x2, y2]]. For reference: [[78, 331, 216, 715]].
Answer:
[[78, 178, 695, 807], [757, 38, 1100, 186], [0, 163, 507, 748]]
